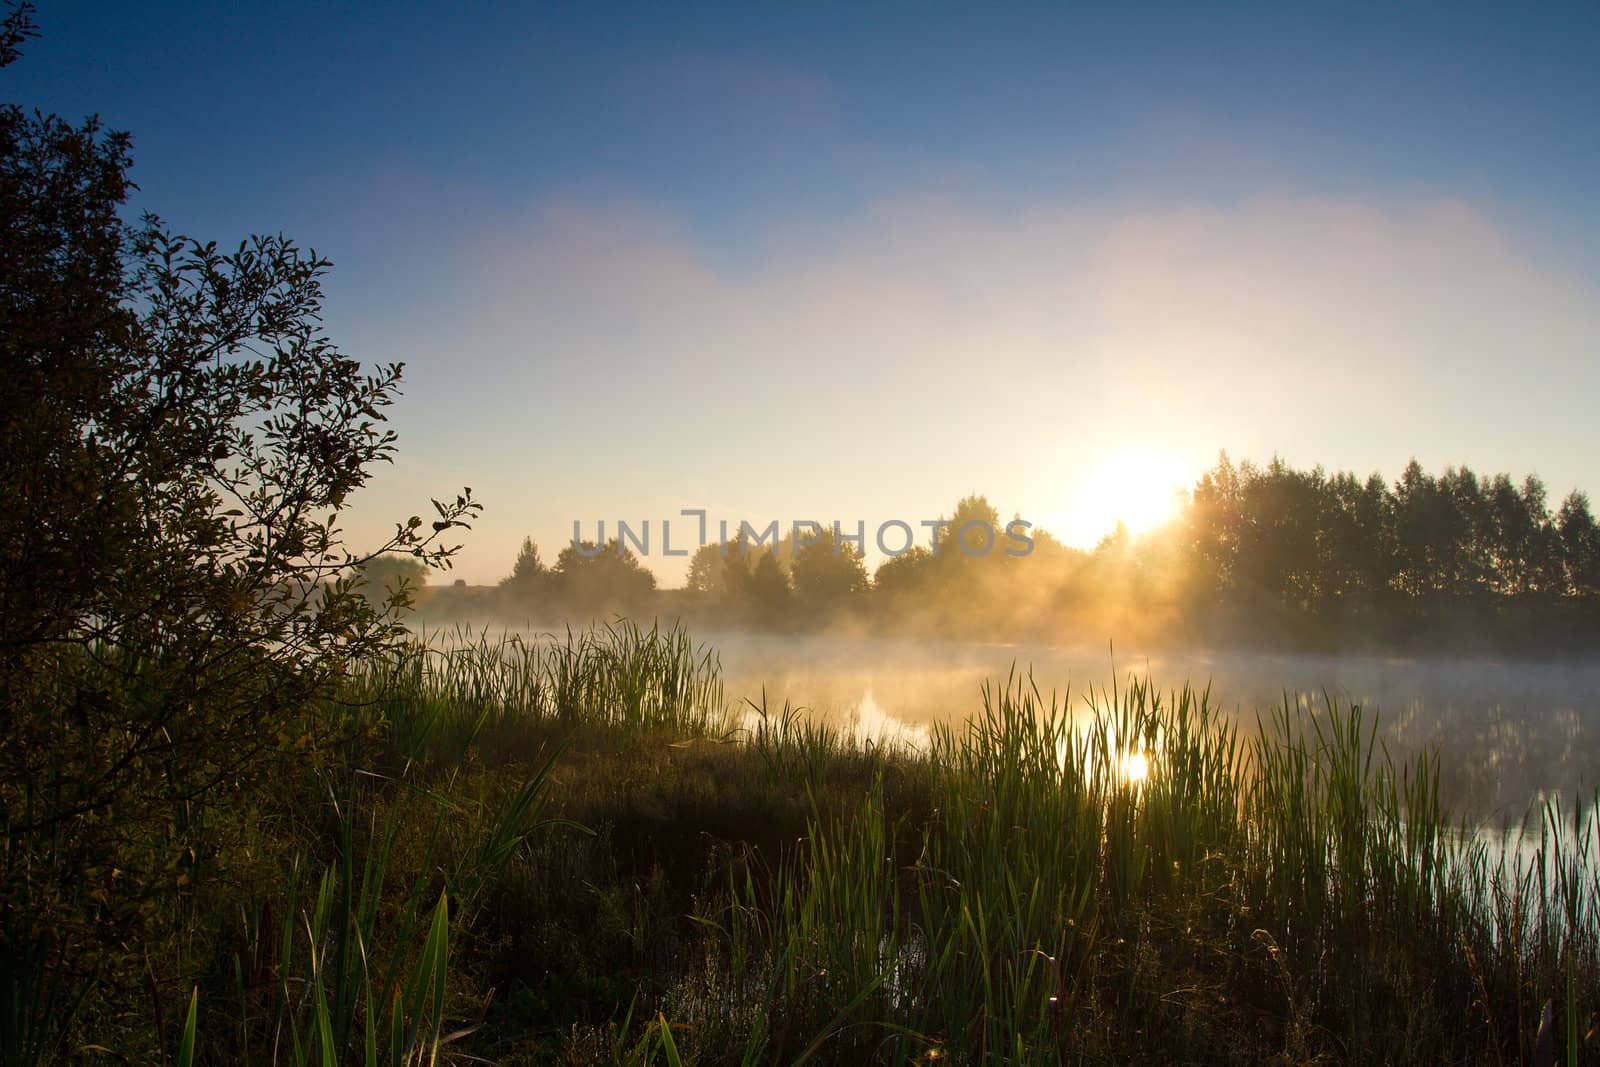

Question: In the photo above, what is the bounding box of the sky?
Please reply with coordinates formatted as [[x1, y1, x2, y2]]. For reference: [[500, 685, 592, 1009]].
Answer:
[[10, 3, 1600, 584]]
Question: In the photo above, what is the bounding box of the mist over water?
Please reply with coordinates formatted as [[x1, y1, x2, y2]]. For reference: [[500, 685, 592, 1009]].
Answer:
[[455, 622, 1599, 824]]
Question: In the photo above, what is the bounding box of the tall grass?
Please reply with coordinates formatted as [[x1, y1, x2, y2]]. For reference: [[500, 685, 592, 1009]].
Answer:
[[41, 619, 1596, 1063], [179, 738, 569, 1064], [342, 620, 728, 766], [676, 670, 1600, 1063]]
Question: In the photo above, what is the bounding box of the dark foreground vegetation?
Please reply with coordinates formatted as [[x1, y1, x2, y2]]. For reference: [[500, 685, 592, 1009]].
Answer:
[[4, 5, 1598, 1062], [17, 621, 1598, 1064]]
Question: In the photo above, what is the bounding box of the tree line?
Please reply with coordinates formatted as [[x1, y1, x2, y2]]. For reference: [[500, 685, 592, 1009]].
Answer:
[[455, 460, 1600, 654], [1172, 454, 1600, 652]]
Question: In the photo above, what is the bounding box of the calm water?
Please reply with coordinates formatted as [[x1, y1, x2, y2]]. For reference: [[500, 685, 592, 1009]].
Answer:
[[707, 631, 1600, 825]]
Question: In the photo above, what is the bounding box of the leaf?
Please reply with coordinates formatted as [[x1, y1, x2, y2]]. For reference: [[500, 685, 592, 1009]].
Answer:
[[177, 986, 199, 1067], [657, 1013, 685, 1067]]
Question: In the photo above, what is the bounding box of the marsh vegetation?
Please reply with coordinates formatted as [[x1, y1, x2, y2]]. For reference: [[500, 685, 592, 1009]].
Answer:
[[47, 622, 1598, 1063], [5, 4, 1598, 1061]]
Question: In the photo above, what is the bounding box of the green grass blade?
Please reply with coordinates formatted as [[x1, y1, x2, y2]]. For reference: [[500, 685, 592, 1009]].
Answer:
[[176, 986, 198, 1067]]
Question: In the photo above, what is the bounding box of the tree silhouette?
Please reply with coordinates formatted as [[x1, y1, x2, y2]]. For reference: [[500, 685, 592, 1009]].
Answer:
[[745, 551, 793, 627], [791, 528, 868, 614], [874, 546, 934, 599], [0, 4, 478, 1034], [686, 540, 729, 596], [1559, 492, 1600, 598], [500, 535, 549, 605], [358, 553, 430, 602], [1159, 453, 1596, 651], [940, 494, 1003, 561], [552, 539, 656, 616]]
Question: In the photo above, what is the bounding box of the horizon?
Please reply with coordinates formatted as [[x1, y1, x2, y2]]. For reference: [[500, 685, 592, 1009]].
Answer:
[[416, 451, 1596, 591], [10, 3, 1599, 585]]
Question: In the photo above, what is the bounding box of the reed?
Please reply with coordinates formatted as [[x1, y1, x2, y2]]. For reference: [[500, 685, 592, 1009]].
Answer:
[[674, 668, 1600, 1063], [47, 620, 1596, 1063]]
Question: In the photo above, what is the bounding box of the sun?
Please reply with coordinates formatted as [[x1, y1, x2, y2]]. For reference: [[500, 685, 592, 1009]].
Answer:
[[1077, 450, 1188, 542], [1120, 750, 1151, 785]]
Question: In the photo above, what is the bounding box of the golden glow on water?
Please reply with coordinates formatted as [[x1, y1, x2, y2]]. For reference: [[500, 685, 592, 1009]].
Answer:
[[1054, 733, 1156, 788]]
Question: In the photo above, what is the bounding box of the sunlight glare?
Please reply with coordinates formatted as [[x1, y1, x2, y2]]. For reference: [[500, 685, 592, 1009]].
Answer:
[[1079, 450, 1188, 541]]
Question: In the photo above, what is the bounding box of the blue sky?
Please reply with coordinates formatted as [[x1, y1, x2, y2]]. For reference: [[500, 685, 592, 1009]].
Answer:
[[11, 3, 1600, 582]]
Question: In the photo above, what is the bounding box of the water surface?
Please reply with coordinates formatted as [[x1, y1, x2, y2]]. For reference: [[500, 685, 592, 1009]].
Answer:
[[708, 631, 1600, 824]]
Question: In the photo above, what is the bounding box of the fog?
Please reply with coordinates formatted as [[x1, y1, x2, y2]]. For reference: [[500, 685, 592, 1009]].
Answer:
[[711, 633, 1598, 821], [435, 619, 1592, 826], [416, 456, 1600, 827]]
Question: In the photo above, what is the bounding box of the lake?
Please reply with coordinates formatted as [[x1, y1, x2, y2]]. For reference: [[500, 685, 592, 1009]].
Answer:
[[706, 630, 1600, 826]]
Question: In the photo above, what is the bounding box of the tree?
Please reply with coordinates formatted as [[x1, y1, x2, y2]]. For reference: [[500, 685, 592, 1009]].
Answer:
[[685, 540, 729, 595], [873, 546, 934, 599], [1183, 452, 1244, 598], [500, 535, 548, 604], [1393, 459, 1444, 598], [790, 528, 868, 612], [357, 552, 430, 602], [1518, 475, 1567, 595], [746, 552, 793, 625], [1322, 470, 1396, 602], [551, 539, 656, 615], [1559, 492, 1600, 597], [0, 3, 478, 1035], [717, 531, 755, 612], [510, 536, 545, 582], [937, 494, 1002, 562]]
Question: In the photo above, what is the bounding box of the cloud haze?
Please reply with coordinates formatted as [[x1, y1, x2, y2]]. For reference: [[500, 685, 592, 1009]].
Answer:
[[347, 183, 1599, 583]]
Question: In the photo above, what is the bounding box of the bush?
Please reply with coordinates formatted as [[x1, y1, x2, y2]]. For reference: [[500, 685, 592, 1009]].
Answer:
[[0, 4, 478, 1052]]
